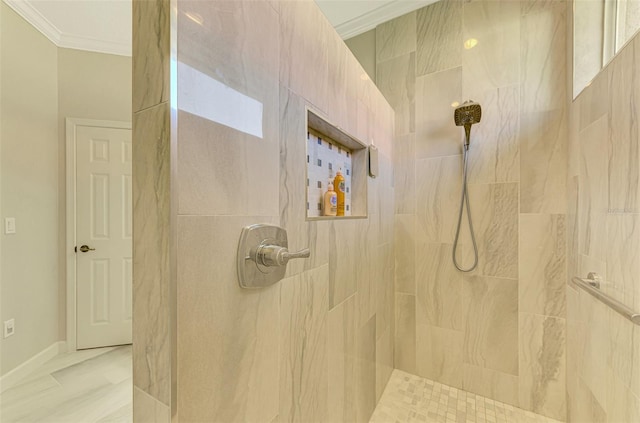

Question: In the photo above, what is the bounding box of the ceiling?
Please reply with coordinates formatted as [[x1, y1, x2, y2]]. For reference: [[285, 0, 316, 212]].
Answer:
[[3, 0, 435, 57]]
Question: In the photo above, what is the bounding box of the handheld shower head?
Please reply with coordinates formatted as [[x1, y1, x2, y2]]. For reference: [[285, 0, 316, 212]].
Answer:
[[454, 100, 482, 149]]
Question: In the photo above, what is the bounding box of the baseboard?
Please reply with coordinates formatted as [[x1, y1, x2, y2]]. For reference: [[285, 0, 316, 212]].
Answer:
[[0, 341, 67, 393]]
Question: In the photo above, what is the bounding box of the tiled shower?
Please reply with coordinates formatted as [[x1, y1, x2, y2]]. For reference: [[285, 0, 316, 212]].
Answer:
[[131, 0, 640, 422]]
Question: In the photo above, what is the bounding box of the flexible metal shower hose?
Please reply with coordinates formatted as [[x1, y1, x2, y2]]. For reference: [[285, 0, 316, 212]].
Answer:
[[452, 146, 479, 272]]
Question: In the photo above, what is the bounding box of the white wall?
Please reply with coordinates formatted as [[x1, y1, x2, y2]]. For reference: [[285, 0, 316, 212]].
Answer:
[[1, 2, 60, 376]]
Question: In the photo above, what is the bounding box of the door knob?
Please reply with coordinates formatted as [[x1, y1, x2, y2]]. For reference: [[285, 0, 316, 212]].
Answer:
[[78, 245, 96, 253]]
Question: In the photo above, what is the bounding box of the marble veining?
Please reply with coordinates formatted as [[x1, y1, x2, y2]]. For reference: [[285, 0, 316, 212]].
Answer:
[[518, 313, 566, 421], [176, 215, 280, 423], [376, 12, 416, 64], [395, 293, 417, 374], [376, 52, 416, 136], [607, 38, 640, 213], [416, 0, 462, 76], [416, 243, 463, 331], [132, 0, 169, 113], [462, 275, 518, 376], [279, 266, 329, 423], [415, 67, 463, 159], [132, 103, 171, 406], [569, 30, 640, 423], [519, 214, 566, 318], [466, 86, 520, 184]]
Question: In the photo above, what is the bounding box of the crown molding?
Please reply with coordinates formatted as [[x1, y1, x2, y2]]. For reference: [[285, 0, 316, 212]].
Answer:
[[336, 0, 437, 40], [3, 0, 62, 44], [58, 33, 131, 57], [3, 0, 131, 56]]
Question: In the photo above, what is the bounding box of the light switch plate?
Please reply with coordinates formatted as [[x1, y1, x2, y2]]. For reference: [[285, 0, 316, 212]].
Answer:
[[4, 218, 15, 234]]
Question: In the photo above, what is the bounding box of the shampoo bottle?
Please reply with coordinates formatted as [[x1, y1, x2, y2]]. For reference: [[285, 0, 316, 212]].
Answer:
[[323, 181, 337, 216], [334, 169, 345, 216]]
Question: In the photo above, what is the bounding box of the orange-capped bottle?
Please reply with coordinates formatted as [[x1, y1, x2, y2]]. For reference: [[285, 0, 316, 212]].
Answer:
[[333, 169, 345, 216]]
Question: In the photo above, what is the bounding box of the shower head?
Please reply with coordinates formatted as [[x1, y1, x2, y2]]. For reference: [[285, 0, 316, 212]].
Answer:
[[454, 100, 482, 149], [454, 100, 482, 126]]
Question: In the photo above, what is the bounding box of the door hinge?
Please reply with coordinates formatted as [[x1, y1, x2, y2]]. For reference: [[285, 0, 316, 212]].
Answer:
[[74, 246, 77, 253]]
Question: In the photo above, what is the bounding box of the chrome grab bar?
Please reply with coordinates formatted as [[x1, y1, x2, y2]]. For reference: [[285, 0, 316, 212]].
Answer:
[[571, 273, 640, 325]]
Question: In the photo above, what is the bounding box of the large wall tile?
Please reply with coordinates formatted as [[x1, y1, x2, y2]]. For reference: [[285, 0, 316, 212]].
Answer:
[[177, 111, 280, 216], [394, 215, 415, 294], [519, 214, 566, 317], [279, 0, 330, 114], [462, 0, 520, 98], [132, 0, 169, 112], [416, 243, 463, 331], [394, 133, 416, 214], [375, 326, 394, 402], [572, 380, 607, 423], [133, 387, 171, 423], [376, 243, 395, 340], [606, 371, 640, 423], [279, 266, 329, 423], [608, 39, 640, 213], [177, 215, 280, 423], [520, 2, 566, 114], [462, 364, 519, 407], [579, 116, 608, 261], [376, 53, 415, 136], [394, 293, 416, 374], [469, 183, 519, 279], [328, 294, 357, 423], [520, 109, 567, 214], [415, 156, 462, 244], [132, 103, 171, 406], [518, 313, 566, 421], [376, 12, 416, 63], [328, 221, 357, 309], [416, 0, 462, 76], [356, 316, 377, 423], [608, 310, 640, 399], [579, 292, 610, 410], [578, 66, 609, 131], [606, 214, 640, 309], [415, 67, 463, 158], [415, 325, 463, 389], [462, 275, 518, 375], [176, 0, 279, 216], [466, 86, 520, 184]]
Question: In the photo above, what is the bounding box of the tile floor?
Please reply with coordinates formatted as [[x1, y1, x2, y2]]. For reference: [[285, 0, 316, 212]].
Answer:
[[370, 370, 564, 423], [0, 346, 132, 423], [2, 347, 564, 423]]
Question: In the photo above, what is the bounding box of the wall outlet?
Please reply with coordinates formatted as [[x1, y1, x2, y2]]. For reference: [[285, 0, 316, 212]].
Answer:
[[4, 319, 15, 338]]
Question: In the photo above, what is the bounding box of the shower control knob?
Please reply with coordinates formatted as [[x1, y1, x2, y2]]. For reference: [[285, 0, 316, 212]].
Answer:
[[256, 244, 310, 267], [237, 224, 312, 289]]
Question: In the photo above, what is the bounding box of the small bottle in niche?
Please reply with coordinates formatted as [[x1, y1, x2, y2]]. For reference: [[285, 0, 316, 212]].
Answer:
[[334, 169, 345, 216], [323, 181, 338, 216]]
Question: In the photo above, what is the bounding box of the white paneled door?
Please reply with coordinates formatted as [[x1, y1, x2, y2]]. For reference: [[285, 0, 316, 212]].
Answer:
[[75, 125, 132, 349]]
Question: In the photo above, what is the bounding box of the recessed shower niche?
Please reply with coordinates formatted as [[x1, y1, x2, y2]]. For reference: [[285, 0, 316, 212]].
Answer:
[[306, 109, 368, 220]]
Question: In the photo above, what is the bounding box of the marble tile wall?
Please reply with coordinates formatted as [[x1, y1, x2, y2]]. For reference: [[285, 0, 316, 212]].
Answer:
[[134, 0, 395, 421], [374, 0, 568, 420], [132, 0, 173, 421], [566, 24, 640, 423]]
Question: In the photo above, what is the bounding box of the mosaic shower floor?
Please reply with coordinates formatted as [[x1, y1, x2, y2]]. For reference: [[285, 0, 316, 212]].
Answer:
[[370, 370, 563, 423]]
